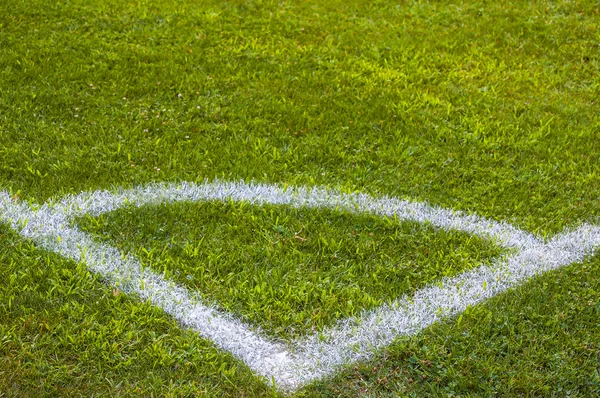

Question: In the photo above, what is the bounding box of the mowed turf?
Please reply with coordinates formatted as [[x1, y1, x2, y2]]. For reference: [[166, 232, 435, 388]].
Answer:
[[1, 0, 599, 396], [0, 225, 273, 397], [77, 201, 503, 340]]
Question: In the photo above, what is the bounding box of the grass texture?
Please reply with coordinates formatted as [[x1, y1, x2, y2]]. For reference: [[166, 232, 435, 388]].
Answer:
[[1, 0, 599, 396], [77, 201, 502, 340]]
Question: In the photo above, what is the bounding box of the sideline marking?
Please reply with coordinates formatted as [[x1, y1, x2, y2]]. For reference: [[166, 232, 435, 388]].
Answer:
[[0, 181, 599, 390]]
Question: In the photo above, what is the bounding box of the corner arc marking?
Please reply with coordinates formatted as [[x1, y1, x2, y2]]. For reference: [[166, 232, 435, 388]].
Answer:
[[1, 181, 599, 390]]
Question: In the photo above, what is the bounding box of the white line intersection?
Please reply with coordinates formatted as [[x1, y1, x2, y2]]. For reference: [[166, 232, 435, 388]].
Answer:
[[0, 181, 599, 391]]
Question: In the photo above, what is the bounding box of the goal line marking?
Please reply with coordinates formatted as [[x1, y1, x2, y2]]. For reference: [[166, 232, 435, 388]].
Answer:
[[0, 181, 598, 390]]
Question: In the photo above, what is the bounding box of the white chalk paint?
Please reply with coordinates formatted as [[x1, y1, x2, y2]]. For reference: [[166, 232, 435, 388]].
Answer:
[[0, 181, 598, 390]]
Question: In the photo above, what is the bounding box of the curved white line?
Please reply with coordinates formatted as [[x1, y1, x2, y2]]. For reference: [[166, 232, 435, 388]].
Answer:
[[1, 181, 598, 390]]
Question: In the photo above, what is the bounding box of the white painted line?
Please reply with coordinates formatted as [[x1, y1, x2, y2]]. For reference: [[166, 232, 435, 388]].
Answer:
[[291, 223, 600, 383], [52, 181, 541, 250], [0, 181, 598, 391], [0, 192, 294, 386]]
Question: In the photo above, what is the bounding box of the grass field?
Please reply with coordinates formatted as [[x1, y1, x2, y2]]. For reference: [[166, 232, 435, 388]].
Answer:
[[1, 0, 599, 396]]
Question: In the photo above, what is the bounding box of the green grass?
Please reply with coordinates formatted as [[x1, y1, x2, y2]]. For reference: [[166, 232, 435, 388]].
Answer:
[[0, 225, 274, 397], [300, 256, 600, 397], [77, 201, 503, 340], [1, 0, 599, 395], [2, 0, 599, 235]]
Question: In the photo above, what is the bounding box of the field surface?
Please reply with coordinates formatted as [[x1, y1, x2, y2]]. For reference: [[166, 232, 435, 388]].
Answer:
[[1, 0, 599, 396]]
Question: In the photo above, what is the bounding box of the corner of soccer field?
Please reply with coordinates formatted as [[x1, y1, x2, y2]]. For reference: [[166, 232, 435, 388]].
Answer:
[[1, 0, 599, 396]]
